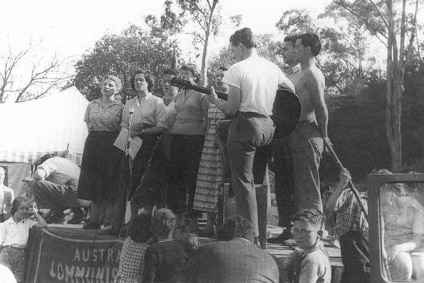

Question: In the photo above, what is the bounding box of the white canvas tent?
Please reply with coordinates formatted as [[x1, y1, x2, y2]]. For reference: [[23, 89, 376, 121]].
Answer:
[[0, 86, 89, 193]]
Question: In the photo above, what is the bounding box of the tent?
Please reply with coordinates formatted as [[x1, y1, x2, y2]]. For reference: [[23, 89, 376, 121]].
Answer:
[[0, 86, 89, 193]]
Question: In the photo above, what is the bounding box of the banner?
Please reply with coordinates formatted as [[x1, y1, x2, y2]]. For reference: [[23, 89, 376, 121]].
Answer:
[[26, 228, 123, 283]]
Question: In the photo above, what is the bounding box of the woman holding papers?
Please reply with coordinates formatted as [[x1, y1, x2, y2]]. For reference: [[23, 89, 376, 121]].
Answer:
[[78, 75, 124, 229], [120, 70, 167, 220]]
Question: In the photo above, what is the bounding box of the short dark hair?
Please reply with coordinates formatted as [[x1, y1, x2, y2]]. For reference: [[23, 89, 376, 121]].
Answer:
[[284, 35, 297, 48], [297, 33, 321, 56], [291, 209, 325, 228], [163, 68, 179, 77], [151, 208, 176, 238], [131, 70, 155, 92], [217, 66, 228, 72], [11, 196, 29, 216], [181, 64, 201, 83], [216, 216, 255, 242], [128, 213, 152, 243], [229, 27, 257, 49]]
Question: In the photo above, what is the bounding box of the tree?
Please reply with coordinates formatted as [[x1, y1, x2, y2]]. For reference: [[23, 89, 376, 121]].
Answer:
[[276, 8, 379, 95], [0, 43, 70, 103], [74, 25, 179, 101], [333, 0, 421, 171], [175, 0, 221, 86], [208, 33, 285, 77]]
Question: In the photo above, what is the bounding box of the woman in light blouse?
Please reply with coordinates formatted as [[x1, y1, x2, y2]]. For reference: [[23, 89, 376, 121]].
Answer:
[[121, 70, 167, 220], [167, 64, 209, 232], [78, 75, 124, 229]]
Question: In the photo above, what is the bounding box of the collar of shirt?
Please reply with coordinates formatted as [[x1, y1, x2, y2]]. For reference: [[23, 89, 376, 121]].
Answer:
[[4, 217, 25, 225], [135, 93, 152, 106], [93, 98, 122, 109]]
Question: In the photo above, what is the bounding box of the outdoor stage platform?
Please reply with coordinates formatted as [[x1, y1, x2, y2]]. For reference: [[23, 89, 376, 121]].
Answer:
[[25, 224, 343, 283]]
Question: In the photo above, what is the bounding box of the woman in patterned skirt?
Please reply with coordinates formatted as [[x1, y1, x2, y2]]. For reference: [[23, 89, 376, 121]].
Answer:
[[193, 67, 229, 235]]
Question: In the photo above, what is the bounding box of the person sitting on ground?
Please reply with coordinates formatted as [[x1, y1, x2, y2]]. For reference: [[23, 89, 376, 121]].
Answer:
[[182, 216, 280, 283], [325, 169, 371, 283], [381, 179, 424, 281], [282, 209, 331, 283], [143, 208, 189, 283], [0, 196, 47, 283], [0, 167, 15, 222], [116, 213, 152, 283], [31, 154, 90, 224]]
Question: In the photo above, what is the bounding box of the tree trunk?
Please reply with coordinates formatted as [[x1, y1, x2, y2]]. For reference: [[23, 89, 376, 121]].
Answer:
[[200, 30, 210, 87], [385, 0, 403, 172]]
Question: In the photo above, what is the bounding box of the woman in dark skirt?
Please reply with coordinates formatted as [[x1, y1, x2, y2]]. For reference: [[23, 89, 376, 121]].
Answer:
[[78, 75, 124, 229], [121, 70, 167, 220], [167, 64, 209, 232]]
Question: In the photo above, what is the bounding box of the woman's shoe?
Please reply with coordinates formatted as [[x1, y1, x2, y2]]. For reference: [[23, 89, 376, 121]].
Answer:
[[82, 221, 101, 230]]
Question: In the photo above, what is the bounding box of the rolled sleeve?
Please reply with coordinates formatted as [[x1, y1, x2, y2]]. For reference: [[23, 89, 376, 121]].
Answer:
[[84, 104, 90, 124], [155, 100, 167, 129], [222, 65, 241, 89], [37, 160, 56, 178]]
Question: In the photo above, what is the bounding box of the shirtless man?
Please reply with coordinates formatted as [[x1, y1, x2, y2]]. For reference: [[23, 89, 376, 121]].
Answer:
[[291, 33, 328, 213]]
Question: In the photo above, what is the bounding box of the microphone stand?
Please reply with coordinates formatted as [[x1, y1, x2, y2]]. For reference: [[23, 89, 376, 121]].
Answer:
[[126, 110, 134, 156], [112, 109, 134, 235]]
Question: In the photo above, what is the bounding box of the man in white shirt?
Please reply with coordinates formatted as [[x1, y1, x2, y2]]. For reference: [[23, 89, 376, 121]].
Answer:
[[0, 167, 14, 222], [207, 27, 294, 241], [31, 155, 90, 224]]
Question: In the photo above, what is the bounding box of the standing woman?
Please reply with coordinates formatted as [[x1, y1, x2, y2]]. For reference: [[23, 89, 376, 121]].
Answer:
[[121, 70, 167, 219], [78, 75, 124, 229], [167, 64, 209, 232], [193, 67, 229, 236]]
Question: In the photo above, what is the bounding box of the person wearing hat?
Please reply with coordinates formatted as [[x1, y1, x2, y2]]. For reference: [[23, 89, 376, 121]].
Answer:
[[166, 64, 209, 233]]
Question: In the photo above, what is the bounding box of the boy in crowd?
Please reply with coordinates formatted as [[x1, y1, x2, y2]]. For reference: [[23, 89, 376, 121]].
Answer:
[[325, 169, 369, 283], [282, 209, 331, 283]]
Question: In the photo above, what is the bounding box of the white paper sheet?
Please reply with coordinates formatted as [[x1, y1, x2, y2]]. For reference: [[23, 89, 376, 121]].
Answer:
[[113, 128, 142, 159]]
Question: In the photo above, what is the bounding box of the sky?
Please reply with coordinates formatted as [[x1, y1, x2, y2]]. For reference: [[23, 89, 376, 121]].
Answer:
[[0, 0, 332, 63]]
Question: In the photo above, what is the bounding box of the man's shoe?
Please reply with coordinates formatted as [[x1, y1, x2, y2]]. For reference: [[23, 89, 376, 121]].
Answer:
[[83, 221, 101, 230], [67, 208, 85, 224]]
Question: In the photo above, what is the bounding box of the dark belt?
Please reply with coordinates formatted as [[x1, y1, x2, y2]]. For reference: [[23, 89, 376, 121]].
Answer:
[[236, 111, 268, 118]]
